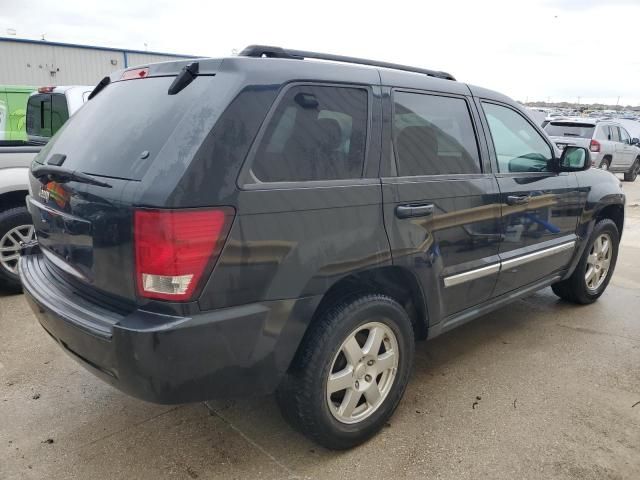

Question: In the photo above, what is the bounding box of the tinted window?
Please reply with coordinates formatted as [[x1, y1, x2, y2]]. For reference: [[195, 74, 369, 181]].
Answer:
[[26, 94, 52, 138], [34, 76, 217, 181], [482, 103, 553, 173], [610, 126, 621, 142], [51, 94, 69, 136], [544, 122, 595, 139], [393, 92, 480, 176], [249, 85, 368, 183]]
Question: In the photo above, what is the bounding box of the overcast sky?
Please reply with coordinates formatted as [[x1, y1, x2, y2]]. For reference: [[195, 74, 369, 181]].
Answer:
[[2, 0, 639, 106]]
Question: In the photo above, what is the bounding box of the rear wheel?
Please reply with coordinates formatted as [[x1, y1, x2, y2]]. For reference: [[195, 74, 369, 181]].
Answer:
[[599, 157, 611, 171], [552, 218, 619, 304], [276, 294, 414, 449], [0, 207, 35, 292], [623, 158, 639, 182]]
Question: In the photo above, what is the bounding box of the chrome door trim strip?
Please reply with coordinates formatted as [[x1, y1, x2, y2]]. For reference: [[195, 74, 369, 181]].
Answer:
[[443, 241, 576, 288], [444, 263, 500, 288], [500, 241, 575, 270]]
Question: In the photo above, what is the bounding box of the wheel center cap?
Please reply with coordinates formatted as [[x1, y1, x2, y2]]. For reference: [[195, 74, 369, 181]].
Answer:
[[354, 363, 366, 379]]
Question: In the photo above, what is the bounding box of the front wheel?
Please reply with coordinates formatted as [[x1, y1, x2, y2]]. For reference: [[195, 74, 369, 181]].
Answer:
[[552, 218, 619, 304], [623, 159, 639, 182], [276, 294, 415, 449], [599, 158, 611, 171]]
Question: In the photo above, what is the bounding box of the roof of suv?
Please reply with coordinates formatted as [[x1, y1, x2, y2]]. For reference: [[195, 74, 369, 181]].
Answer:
[[108, 46, 518, 109]]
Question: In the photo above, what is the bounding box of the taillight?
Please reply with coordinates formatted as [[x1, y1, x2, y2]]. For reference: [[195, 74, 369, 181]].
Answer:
[[134, 208, 234, 301], [38, 86, 55, 93], [590, 139, 600, 153], [121, 67, 149, 81]]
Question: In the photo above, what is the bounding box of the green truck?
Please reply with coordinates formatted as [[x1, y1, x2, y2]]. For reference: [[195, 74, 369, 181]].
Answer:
[[0, 85, 36, 145]]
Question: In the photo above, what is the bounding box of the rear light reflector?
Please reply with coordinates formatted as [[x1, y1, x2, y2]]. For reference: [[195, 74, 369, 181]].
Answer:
[[121, 67, 149, 81], [590, 139, 600, 153], [134, 208, 234, 301]]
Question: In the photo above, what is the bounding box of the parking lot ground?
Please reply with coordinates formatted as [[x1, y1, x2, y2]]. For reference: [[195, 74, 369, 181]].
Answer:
[[1, 178, 639, 480]]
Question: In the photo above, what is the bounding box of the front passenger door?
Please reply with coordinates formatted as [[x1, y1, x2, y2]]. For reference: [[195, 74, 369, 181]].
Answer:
[[479, 101, 582, 296]]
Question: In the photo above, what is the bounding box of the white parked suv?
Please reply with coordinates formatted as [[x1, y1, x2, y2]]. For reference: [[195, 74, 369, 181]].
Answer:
[[544, 119, 640, 181]]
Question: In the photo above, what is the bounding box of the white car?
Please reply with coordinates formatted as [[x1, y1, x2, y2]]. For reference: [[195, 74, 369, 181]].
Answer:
[[544, 119, 640, 181], [26, 85, 93, 144]]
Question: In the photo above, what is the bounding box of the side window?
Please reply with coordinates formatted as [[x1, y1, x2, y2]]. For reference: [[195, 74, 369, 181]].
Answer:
[[610, 126, 621, 142], [249, 85, 368, 183], [619, 127, 630, 144], [393, 92, 480, 176], [482, 102, 553, 173], [595, 125, 611, 141]]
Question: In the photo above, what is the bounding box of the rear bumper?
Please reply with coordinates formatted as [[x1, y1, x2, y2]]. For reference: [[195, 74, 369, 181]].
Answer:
[[19, 253, 320, 404]]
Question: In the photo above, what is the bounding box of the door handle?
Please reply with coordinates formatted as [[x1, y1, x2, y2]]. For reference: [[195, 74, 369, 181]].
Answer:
[[395, 203, 434, 219], [506, 195, 530, 206]]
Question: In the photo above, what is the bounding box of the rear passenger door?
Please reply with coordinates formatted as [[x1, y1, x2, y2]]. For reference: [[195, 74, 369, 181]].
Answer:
[[479, 101, 581, 296], [381, 89, 502, 324], [610, 126, 627, 170], [207, 81, 391, 309]]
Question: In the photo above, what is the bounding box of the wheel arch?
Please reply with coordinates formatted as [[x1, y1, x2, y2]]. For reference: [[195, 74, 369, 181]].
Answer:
[[595, 203, 624, 237], [307, 265, 429, 341], [0, 189, 29, 211]]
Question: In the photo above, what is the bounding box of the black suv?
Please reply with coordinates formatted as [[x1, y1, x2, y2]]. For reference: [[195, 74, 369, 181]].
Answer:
[[19, 46, 625, 449]]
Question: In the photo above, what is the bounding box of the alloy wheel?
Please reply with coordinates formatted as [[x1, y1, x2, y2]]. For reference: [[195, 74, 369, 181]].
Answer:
[[0, 225, 34, 274], [326, 321, 399, 424], [585, 233, 612, 292]]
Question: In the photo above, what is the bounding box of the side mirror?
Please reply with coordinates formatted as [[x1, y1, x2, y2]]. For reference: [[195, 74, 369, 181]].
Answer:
[[556, 146, 591, 172], [631, 137, 639, 146]]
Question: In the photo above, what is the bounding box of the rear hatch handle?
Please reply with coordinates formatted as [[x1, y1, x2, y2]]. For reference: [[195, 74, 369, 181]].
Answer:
[[32, 165, 113, 188]]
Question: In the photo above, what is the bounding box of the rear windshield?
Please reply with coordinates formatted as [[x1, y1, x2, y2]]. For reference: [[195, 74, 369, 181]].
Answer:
[[544, 122, 595, 138], [35, 76, 214, 181], [26, 93, 69, 140]]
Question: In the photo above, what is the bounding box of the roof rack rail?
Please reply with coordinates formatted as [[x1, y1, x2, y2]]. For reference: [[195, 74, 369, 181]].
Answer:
[[239, 45, 456, 81]]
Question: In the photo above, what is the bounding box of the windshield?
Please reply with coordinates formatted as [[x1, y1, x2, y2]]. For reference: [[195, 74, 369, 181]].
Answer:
[[35, 76, 215, 181], [544, 122, 595, 138]]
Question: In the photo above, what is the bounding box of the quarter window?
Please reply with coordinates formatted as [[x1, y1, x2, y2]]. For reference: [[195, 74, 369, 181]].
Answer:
[[393, 92, 481, 176], [482, 103, 553, 173], [249, 85, 368, 183]]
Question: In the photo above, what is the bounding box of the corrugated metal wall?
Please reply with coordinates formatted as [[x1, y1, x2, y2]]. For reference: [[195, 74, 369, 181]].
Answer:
[[0, 40, 192, 86]]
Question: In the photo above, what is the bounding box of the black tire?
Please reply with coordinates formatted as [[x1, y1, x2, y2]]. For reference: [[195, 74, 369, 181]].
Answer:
[[276, 294, 415, 450], [552, 218, 619, 304], [623, 158, 639, 182], [0, 206, 32, 293], [599, 157, 611, 171]]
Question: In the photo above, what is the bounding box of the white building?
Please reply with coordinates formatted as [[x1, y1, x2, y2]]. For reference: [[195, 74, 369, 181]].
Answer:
[[0, 37, 196, 86]]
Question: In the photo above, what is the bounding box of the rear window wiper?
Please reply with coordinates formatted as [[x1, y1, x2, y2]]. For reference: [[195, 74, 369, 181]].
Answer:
[[32, 165, 113, 188], [563, 133, 580, 137], [168, 61, 199, 95]]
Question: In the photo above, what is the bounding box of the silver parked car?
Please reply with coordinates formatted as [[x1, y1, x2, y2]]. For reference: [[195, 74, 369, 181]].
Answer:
[[544, 119, 640, 181]]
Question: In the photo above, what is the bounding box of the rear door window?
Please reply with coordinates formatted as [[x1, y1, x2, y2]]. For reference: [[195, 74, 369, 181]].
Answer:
[[248, 85, 368, 183], [610, 126, 621, 142], [393, 92, 481, 176]]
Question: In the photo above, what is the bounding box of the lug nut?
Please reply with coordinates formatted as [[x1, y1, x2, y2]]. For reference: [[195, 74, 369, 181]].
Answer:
[[355, 380, 359, 388], [365, 374, 372, 382], [367, 360, 375, 366]]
